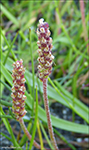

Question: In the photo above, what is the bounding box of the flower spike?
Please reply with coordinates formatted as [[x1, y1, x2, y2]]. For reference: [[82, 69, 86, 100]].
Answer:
[[37, 19, 59, 150], [11, 59, 27, 121], [37, 18, 54, 81], [11, 59, 41, 149]]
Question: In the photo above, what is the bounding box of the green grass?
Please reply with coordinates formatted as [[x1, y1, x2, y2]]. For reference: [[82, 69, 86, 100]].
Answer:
[[0, 0, 89, 149]]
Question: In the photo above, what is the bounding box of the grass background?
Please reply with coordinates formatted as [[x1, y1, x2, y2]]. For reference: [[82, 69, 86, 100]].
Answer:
[[0, 0, 89, 150]]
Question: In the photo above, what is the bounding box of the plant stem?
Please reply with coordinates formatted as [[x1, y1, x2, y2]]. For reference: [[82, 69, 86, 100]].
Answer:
[[19, 118, 41, 149], [43, 78, 59, 150]]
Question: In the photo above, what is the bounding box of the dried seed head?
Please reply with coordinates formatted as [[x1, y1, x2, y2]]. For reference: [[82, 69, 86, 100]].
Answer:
[[11, 59, 27, 121], [37, 18, 54, 81]]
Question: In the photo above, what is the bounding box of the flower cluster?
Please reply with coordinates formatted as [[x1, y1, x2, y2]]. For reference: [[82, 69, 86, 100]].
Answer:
[[11, 59, 27, 121], [37, 18, 54, 81]]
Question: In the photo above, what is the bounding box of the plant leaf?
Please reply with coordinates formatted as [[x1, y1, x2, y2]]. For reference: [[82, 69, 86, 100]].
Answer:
[[1, 56, 89, 134]]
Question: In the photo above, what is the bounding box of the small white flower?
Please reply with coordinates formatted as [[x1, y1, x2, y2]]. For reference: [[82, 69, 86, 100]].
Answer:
[[20, 86, 25, 91], [11, 87, 15, 92], [16, 116, 19, 119], [22, 95, 26, 100], [37, 65, 41, 69], [39, 18, 44, 24], [18, 69, 22, 71], [50, 55, 54, 60], [20, 59, 23, 63], [38, 65, 43, 71], [39, 72, 43, 78], [16, 102, 20, 105], [40, 27, 45, 33], [16, 76, 20, 80], [44, 46, 49, 52], [44, 69, 48, 74], [50, 44, 53, 50], [40, 57, 44, 63], [21, 103, 25, 107], [36, 28, 40, 36], [46, 29, 51, 36], [45, 61, 52, 67], [13, 80, 18, 86], [37, 49, 41, 53], [16, 62, 20, 67], [22, 68, 25, 73], [16, 109, 19, 112], [11, 93, 15, 99], [37, 49, 43, 56], [20, 66, 23, 69], [18, 93, 22, 98], [37, 57, 40, 62], [49, 37, 52, 43], [47, 52, 51, 58], [41, 37, 46, 43], [37, 41, 41, 46], [21, 78, 26, 83], [21, 110, 27, 115]]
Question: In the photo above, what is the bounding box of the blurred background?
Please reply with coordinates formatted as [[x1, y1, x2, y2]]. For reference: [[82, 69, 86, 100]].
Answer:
[[0, 0, 89, 150]]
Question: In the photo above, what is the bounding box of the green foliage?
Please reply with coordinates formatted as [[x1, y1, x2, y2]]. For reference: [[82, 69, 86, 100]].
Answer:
[[0, 0, 88, 149]]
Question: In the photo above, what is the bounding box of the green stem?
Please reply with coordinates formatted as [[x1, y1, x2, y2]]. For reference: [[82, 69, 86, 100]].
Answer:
[[29, 28, 35, 117], [43, 78, 59, 150], [19, 118, 41, 149]]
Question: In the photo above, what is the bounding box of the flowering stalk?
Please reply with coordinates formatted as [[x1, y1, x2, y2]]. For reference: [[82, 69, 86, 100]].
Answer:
[[11, 59, 41, 149], [37, 18, 58, 150]]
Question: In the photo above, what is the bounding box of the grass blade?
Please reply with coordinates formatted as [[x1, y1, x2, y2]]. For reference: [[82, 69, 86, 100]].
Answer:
[[29, 86, 38, 150], [40, 122, 54, 150], [37, 120, 44, 150], [0, 107, 22, 149], [1, 57, 89, 133], [1, 4, 19, 27]]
